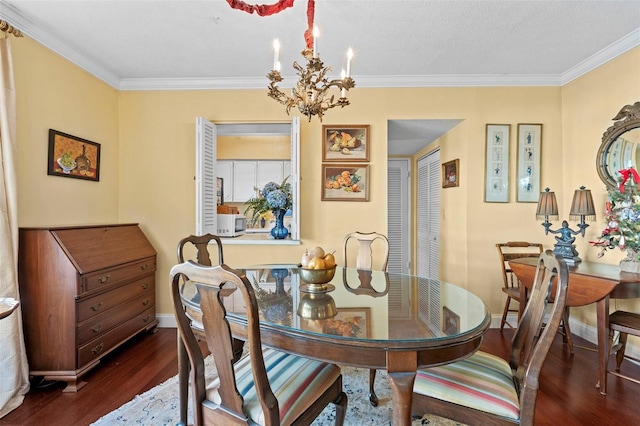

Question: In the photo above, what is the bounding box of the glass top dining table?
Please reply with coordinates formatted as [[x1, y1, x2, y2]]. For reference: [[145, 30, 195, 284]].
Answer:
[[179, 265, 490, 425]]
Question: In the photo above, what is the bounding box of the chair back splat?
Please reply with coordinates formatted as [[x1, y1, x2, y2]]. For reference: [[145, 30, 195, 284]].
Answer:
[[343, 231, 389, 272], [170, 262, 347, 426], [412, 251, 569, 426], [177, 233, 224, 266]]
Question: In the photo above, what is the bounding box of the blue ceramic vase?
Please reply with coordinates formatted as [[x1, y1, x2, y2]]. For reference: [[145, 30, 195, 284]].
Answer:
[[270, 209, 289, 240]]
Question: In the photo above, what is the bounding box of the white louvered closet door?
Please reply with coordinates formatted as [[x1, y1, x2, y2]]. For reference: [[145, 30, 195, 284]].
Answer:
[[416, 149, 440, 280], [387, 159, 410, 274]]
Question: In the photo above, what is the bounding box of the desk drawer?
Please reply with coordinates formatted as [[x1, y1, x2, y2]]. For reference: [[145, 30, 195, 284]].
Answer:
[[81, 257, 156, 294], [77, 292, 155, 345], [77, 307, 156, 367], [77, 276, 154, 322]]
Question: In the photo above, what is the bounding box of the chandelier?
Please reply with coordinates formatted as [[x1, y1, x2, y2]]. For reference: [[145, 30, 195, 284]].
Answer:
[[267, 31, 355, 122], [226, 0, 355, 122]]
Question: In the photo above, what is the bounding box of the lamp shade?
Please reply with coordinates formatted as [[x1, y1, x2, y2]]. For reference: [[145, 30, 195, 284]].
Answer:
[[570, 186, 596, 221], [536, 188, 559, 220]]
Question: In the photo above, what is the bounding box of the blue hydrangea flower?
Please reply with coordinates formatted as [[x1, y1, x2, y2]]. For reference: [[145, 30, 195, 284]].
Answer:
[[266, 189, 287, 209], [262, 182, 279, 197]]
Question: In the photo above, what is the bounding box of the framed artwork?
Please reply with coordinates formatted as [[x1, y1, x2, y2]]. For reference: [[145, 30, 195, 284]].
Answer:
[[443, 306, 460, 335], [321, 164, 369, 201], [322, 308, 371, 338], [484, 124, 510, 202], [47, 129, 101, 181], [322, 124, 370, 162], [441, 159, 460, 188], [517, 124, 542, 202]]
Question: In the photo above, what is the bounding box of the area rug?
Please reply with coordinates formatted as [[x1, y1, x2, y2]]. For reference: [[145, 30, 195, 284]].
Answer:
[[92, 356, 464, 426]]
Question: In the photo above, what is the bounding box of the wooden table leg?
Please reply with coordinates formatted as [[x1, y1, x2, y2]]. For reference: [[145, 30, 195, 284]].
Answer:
[[387, 351, 417, 426], [596, 297, 610, 395]]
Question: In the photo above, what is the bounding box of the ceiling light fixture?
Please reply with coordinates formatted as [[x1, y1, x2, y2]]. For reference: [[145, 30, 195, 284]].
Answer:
[[227, 0, 355, 122]]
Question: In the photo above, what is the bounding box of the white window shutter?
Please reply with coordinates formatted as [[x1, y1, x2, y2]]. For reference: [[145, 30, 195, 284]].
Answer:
[[196, 117, 217, 235]]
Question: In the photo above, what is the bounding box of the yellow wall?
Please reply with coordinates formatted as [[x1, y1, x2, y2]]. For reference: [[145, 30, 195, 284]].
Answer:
[[218, 135, 290, 159], [410, 87, 564, 315], [10, 33, 640, 323], [561, 47, 640, 327], [12, 37, 120, 226]]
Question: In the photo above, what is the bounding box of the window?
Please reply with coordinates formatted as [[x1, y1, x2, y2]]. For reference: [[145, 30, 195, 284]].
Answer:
[[195, 117, 300, 243]]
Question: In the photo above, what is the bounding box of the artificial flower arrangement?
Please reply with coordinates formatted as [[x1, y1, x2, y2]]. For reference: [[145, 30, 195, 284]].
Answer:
[[591, 168, 640, 259], [244, 177, 292, 225]]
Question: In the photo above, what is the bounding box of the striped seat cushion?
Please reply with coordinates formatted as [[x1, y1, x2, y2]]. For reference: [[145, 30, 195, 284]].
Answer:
[[414, 351, 520, 421], [206, 348, 341, 425]]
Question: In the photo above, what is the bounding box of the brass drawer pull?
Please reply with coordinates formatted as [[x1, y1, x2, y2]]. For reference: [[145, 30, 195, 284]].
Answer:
[[140, 264, 149, 271], [142, 283, 149, 290], [142, 298, 151, 307], [98, 275, 110, 283], [143, 314, 152, 323], [91, 323, 103, 333], [90, 302, 103, 312], [91, 343, 104, 354]]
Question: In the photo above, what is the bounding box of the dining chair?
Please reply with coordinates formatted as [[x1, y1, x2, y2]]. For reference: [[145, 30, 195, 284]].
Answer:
[[608, 310, 640, 386], [343, 231, 389, 407], [412, 250, 569, 426], [496, 242, 574, 353], [177, 233, 224, 266], [176, 233, 228, 426], [170, 261, 347, 426], [496, 242, 543, 330]]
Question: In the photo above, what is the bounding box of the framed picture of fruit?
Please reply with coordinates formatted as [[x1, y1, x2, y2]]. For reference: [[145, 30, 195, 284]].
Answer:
[[322, 308, 371, 338], [322, 124, 370, 162], [321, 164, 369, 201], [47, 129, 101, 181]]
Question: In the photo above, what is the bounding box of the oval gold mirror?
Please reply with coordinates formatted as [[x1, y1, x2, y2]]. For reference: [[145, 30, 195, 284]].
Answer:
[[597, 102, 640, 190]]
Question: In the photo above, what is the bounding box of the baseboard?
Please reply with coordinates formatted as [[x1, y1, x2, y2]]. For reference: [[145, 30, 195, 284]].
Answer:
[[157, 313, 177, 328]]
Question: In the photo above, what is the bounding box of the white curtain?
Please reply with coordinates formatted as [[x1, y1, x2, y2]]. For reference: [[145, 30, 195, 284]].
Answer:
[[0, 36, 29, 418]]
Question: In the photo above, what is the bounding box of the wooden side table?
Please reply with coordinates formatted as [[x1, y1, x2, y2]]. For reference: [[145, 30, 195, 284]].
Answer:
[[509, 257, 640, 395]]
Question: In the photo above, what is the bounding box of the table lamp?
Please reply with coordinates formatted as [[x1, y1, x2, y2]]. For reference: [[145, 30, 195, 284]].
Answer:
[[536, 186, 596, 264]]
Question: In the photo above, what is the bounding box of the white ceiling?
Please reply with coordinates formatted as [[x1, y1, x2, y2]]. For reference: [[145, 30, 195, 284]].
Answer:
[[1, 0, 639, 154]]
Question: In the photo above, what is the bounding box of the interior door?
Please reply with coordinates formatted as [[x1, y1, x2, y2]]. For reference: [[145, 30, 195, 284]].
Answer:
[[387, 158, 411, 274], [416, 149, 440, 279]]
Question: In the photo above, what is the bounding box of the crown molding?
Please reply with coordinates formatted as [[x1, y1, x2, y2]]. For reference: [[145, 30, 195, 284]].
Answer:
[[118, 73, 563, 91], [2, 1, 637, 91], [118, 77, 267, 91], [561, 28, 640, 85]]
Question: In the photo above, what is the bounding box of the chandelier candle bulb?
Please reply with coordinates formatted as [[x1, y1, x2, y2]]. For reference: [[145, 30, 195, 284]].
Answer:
[[341, 69, 346, 97], [313, 26, 319, 58], [273, 39, 280, 70], [346, 48, 353, 77]]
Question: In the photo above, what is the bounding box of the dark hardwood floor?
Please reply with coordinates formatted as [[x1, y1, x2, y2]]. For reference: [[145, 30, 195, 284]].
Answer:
[[1, 328, 638, 425]]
